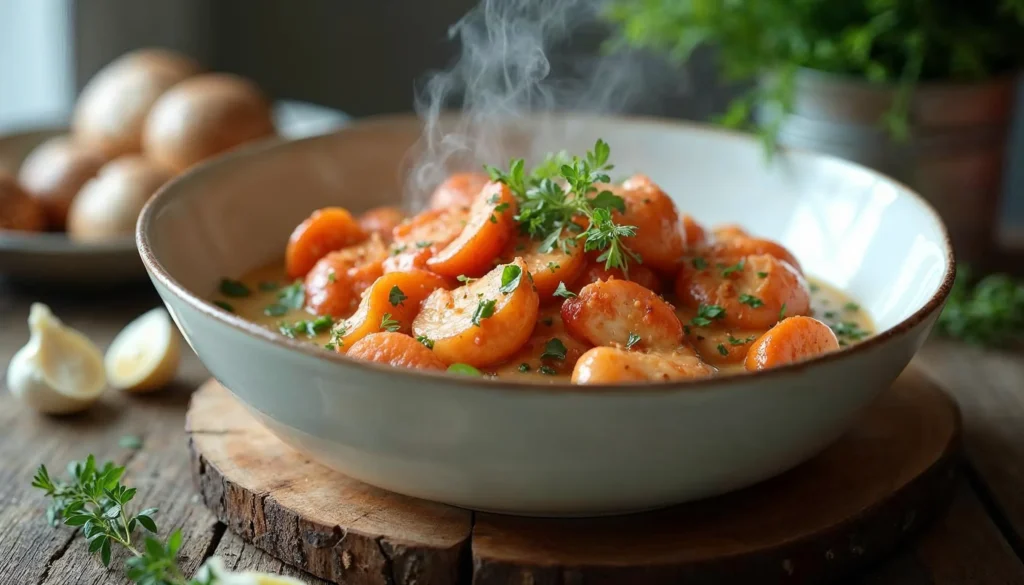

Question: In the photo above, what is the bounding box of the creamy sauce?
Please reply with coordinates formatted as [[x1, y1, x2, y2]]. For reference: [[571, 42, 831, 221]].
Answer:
[[214, 262, 875, 382]]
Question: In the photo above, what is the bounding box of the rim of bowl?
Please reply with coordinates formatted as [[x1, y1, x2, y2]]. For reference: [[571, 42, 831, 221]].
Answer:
[[137, 112, 956, 395]]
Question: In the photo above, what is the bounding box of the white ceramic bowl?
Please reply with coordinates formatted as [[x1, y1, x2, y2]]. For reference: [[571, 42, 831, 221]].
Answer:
[[139, 114, 954, 516]]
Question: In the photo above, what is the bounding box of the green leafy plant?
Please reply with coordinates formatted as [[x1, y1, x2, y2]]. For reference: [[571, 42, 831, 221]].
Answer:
[[937, 265, 1024, 347], [32, 456, 301, 584], [487, 139, 641, 276], [606, 0, 1024, 144]]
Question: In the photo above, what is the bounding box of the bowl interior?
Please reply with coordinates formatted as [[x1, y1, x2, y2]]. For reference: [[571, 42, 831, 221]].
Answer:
[[145, 114, 951, 335]]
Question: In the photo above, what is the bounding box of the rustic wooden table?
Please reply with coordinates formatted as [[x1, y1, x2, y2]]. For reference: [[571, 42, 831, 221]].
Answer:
[[2, 284, 1023, 585]]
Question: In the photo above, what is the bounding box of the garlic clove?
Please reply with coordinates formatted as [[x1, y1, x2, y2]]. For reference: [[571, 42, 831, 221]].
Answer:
[[6, 303, 106, 414], [105, 307, 181, 392]]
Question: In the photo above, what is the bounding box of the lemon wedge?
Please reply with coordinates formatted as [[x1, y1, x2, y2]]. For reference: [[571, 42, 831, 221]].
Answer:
[[6, 303, 106, 414], [105, 307, 181, 392]]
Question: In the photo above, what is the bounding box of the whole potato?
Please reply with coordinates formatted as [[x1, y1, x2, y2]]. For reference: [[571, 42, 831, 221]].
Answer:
[[0, 171, 46, 232], [17, 136, 106, 229], [67, 156, 172, 242], [73, 48, 201, 158], [143, 74, 276, 172]]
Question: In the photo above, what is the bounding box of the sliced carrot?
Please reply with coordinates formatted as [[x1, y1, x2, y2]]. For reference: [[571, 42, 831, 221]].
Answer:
[[499, 230, 585, 300], [385, 206, 469, 272], [428, 172, 490, 210], [337, 270, 451, 349], [286, 207, 367, 279], [684, 326, 765, 366], [426, 182, 517, 278], [703, 237, 803, 275], [412, 258, 539, 367], [611, 175, 684, 274], [573, 251, 664, 294], [571, 346, 715, 384], [358, 206, 405, 240], [346, 332, 447, 371], [304, 234, 388, 317], [745, 316, 840, 371], [562, 279, 683, 351], [712, 224, 749, 242]]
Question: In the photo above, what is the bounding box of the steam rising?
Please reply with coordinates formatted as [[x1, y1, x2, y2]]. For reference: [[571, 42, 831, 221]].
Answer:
[[407, 0, 663, 208]]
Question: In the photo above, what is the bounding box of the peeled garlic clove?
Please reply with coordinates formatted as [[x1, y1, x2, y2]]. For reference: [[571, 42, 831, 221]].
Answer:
[[6, 303, 106, 414], [105, 307, 181, 392]]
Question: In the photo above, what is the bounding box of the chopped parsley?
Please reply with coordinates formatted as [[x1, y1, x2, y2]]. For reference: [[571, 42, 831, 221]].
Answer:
[[327, 269, 336, 284], [720, 259, 745, 277], [277, 280, 305, 310], [214, 300, 234, 313], [690, 303, 726, 327], [391, 244, 407, 256], [738, 294, 763, 308], [471, 299, 497, 326], [457, 275, 477, 284], [541, 316, 554, 326], [727, 334, 756, 345], [499, 264, 522, 294], [389, 285, 407, 306], [691, 257, 708, 270], [518, 363, 531, 372], [415, 334, 434, 349], [219, 279, 251, 297], [416, 241, 432, 248], [779, 303, 787, 321], [809, 283, 821, 293], [717, 343, 729, 356], [844, 302, 860, 312], [325, 323, 347, 350], [756, 271, 768, 279], [494, 202, 510, 213], [823, 310, 838, 320], [540, 338, 568, 361], [538, 365, 557, 375], [553, 282, 576, 298], [626, 332, 641, 349], [263, 303, 289, 317], [380, 313, 401, 332], [546, 261, 560, 273], [280, 315, 334, 338], [832, 321, 869, 341]]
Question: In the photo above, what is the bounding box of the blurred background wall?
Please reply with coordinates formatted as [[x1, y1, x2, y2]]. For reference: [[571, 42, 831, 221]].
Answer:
[[1, 0, 1022, 245]]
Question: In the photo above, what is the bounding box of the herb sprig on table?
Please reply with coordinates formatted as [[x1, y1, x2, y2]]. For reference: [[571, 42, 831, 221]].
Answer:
[[486, 139, 641, 275], [937, 266, 1024, 347], [32, 456, 295, 584]]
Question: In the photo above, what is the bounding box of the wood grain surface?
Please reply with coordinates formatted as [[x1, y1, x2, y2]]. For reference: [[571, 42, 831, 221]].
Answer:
[[1, 284, 1023, 584], [187, 367, 961, 585]]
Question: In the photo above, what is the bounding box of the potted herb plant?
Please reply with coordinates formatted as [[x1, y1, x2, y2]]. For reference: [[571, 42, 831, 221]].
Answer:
[[606, 0, 1024, 266]]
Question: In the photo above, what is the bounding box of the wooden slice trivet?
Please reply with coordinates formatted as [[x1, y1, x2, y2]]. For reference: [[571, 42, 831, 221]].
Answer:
[[187, 365, 960, 585]]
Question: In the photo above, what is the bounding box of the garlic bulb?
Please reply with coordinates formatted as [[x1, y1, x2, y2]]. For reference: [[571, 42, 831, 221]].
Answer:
[[6, 303, 106, 414]]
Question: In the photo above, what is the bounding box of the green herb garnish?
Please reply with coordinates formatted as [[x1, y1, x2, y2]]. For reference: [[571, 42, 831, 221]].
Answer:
[[546, 261, 560, 273], [690, 303, 726, 327], [692, 257, 708, 270], [218, 279, 250, 298], [832, 321, 869, 341], [277, 280, 305, 310], [720, 259, 745, 277], [389, 285, 408, 306], [626, 332, 641, 349], [487, 139, 641, 275], [213, 300, 234, 313], [937, 267, 1024, 347], [779, 303, 787, 321], [844, 302, 860, 312], [263, 304, 288, 317], [499, 264, 523, 294], [471, 299, 497, 326], [738, 294, 763, 308], [727, 334, 757, 345], [717, 343, 729, 356], [280, 315, 334, 338], [416, 241, 432, 248], [415, 334, 434, 349], [457, 275, 477, 284], [553, 281, 576, 298], [538, 365, 557, 375], [518, 363, 531, 372], [380, 313, 401, 332], [540, 338, 568, 361], [756, 271, 768, 279]]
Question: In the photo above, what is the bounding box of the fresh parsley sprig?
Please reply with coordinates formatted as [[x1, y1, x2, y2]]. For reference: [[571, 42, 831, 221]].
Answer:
[[937, 266, 1024, 347], [486, 139, 641, 275]]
